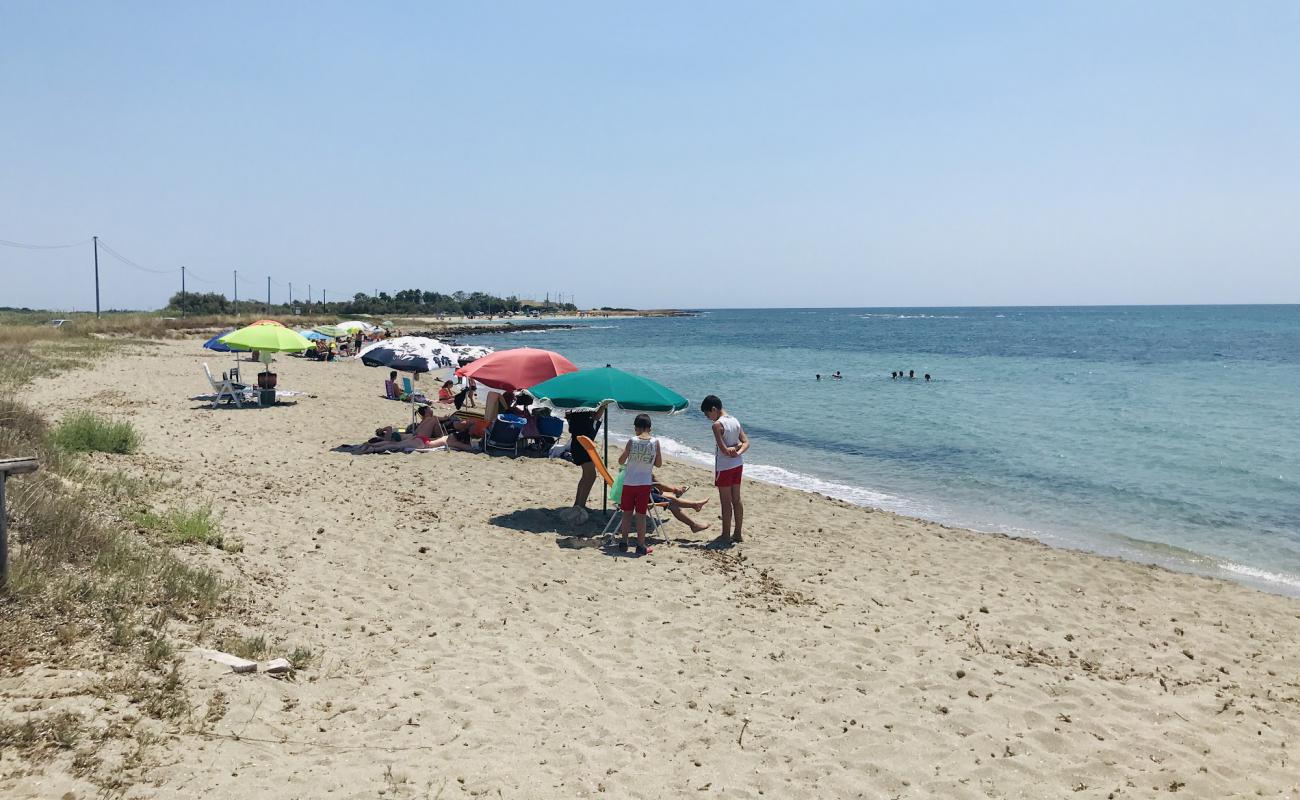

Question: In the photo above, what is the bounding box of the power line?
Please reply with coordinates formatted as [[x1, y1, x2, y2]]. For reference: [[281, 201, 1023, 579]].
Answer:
[[0, 237, 90, 249], [96, 240, 180, 275]]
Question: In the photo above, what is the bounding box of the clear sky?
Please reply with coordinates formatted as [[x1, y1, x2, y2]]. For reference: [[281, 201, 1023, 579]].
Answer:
[[2, 1, 1298, 311]]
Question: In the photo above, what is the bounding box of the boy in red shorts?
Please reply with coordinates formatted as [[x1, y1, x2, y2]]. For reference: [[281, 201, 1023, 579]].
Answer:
[[701, 395, 749, 544], [616, 413, 662, 556]]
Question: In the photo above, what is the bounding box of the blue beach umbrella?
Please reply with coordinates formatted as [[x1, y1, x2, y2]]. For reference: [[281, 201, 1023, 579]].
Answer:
[[298, 329, 331, 341], [202, 330, 248, 352]]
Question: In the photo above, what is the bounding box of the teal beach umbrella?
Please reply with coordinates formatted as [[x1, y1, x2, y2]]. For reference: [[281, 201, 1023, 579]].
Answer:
[[529, 366, 688, 414], [530, 366, 688, 513]]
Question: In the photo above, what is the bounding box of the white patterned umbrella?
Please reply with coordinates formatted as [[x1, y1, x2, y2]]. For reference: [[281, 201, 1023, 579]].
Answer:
[[357, 336, 456, 373]]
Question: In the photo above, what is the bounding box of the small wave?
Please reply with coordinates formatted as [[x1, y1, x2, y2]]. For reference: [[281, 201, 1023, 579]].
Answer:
[[639, 435, 928, 514], [1215, 561, 1300, 592], [858, 313, 961, 320]]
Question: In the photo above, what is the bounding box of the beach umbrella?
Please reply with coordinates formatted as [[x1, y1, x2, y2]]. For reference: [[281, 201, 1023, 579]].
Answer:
[[530, 366, 688, 512], [313, 325, 346, 338], [455, 347, 577, 391], [450, 344, 493, 364], [219, 324, 313, 353], [202, 329, 247, 352], [251, 319, 285, 327], [529, 366, 689, 414], [298, 329, 331, 341], [357, 336, 456, 373], [336, 320, 376, 333]]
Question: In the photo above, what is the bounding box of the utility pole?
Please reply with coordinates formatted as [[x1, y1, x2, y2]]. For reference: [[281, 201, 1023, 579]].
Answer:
[[92, 235, 100, 318], [289, 282, 293, 306], [267, 276, 271, 313], [234, 270, 239, 317], [181, 266, 186, 318], [308, 284, 312, 309]]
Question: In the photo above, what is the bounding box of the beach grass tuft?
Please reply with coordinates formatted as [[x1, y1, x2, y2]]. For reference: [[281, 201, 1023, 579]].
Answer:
[[288, 645, 316, 671], [132, 504, 223, 547], [52, 412, 140, 454], [218, 632, 271, 662]]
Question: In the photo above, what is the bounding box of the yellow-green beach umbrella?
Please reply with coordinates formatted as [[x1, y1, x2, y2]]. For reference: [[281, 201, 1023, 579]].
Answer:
[[313, 325, 346, 338], [219, 324, 313, 353]]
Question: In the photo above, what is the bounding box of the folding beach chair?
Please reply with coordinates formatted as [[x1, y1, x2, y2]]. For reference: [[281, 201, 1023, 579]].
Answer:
[[528, 413, 564, 452], [484, 414, 527, 456], [203, 363, 246, 408], [573, 435, 669, 541]]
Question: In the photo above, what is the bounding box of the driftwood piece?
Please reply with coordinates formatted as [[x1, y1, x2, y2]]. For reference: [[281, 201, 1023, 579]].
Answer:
[[195, 647, 258, 673]]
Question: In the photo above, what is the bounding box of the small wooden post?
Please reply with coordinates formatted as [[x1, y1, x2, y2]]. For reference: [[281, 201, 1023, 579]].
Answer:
[[0, 457, 39, 590]]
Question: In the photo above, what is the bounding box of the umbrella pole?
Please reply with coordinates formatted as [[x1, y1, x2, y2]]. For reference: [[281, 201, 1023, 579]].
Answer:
[[602, 405, 609, 515]]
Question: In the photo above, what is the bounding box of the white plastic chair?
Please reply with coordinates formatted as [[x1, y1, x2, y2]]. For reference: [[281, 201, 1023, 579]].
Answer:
[[203, 363, 244, 408]]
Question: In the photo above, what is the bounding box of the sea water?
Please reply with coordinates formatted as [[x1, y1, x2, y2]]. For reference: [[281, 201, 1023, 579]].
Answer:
[[471, 306, 1300, 596]]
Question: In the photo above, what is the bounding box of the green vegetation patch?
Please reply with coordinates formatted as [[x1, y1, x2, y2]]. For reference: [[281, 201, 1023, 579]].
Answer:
[[53, 412, 140, 454], [132, 504, 224, 547]]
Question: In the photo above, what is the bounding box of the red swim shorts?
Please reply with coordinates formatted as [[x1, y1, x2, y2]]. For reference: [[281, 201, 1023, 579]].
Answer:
[[715, 465, 743, 487], [620, 484, 652, 514]]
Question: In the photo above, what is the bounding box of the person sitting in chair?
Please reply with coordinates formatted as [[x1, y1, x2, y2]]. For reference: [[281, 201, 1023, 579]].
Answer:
[[384, 370, 404, 400], [651, 478, 711, 534]]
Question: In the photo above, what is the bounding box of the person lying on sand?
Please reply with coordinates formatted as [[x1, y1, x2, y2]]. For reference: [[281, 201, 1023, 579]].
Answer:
[[357, 406, 444, 453], [652, 479, 711, 534], [425, 415, 479, 452]]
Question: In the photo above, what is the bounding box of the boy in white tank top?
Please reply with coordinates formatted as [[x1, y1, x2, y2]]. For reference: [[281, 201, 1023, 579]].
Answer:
[[616, 413, 662, 556], [701, 394, 749, 544]]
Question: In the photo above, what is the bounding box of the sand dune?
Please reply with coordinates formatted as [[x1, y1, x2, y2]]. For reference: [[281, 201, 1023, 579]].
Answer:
[[7, 339, 1300, 799]]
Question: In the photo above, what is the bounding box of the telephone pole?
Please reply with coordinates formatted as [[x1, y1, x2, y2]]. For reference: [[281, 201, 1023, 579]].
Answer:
[[234, 270, 239, 317], [180, 266, 186, 318], [289, 282, 293, 306], [92, 235, 100, 318], [267, 276, 271, 313], [307, 284, 312, 309]]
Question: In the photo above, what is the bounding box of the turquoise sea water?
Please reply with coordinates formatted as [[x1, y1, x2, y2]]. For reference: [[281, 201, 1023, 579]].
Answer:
[[472, 306, 1300, 595]]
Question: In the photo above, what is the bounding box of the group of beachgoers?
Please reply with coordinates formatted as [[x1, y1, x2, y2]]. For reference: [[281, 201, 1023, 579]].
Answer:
[[814, 370, 933, 382], [358, 378, 751, 557], [307, 328, 400, 361], [560, 395, 749, 556]]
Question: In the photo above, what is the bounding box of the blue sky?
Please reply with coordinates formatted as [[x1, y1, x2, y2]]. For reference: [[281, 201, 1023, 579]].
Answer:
[[2, 1, 1298, 310]]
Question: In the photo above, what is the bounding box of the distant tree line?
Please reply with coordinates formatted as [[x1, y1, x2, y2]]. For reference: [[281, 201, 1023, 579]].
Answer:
[[166, 290, 577, 317]]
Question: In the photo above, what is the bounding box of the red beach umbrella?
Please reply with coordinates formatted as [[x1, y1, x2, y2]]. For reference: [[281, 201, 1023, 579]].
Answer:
[[455, 347, 577, 391], [251, 319, 285, 327]]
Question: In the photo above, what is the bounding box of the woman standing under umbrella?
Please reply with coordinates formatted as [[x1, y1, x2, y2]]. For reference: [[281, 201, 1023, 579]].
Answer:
[[561, 408, 601, 522]]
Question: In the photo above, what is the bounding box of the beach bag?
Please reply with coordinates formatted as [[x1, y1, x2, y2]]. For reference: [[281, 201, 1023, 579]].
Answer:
[[608, 467, 626, 504]]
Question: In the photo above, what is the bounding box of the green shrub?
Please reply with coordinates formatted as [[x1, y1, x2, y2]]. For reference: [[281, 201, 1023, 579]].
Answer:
[[52, 413, 139, 454]]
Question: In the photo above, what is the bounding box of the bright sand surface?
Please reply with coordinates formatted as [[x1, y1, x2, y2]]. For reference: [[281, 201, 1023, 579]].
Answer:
[[7, 339, 1300, 799]]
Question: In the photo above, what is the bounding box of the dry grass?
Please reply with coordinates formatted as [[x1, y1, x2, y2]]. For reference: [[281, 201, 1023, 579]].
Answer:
[[0, 311, 340, 344], [0, 329, 237, 792]]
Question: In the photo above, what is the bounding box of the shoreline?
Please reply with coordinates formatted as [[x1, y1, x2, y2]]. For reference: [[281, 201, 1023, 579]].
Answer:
[[7, 337, 1300, 797], [598, 426, 1300, 599]]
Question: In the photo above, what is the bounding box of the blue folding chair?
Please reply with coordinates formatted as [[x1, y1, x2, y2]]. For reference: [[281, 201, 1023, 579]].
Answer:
[[485, 413, 527, 456]]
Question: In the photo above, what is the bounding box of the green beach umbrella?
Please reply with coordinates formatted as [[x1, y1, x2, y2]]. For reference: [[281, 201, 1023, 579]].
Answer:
[[219, 324, 313, 353], [313, 325, 346, 338], [529, 366, 688, 414], [530, 366, 688, 514]]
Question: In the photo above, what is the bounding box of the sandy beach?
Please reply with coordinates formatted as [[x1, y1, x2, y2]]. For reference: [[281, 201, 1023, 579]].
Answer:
[[5, 338, 1300, 799]]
